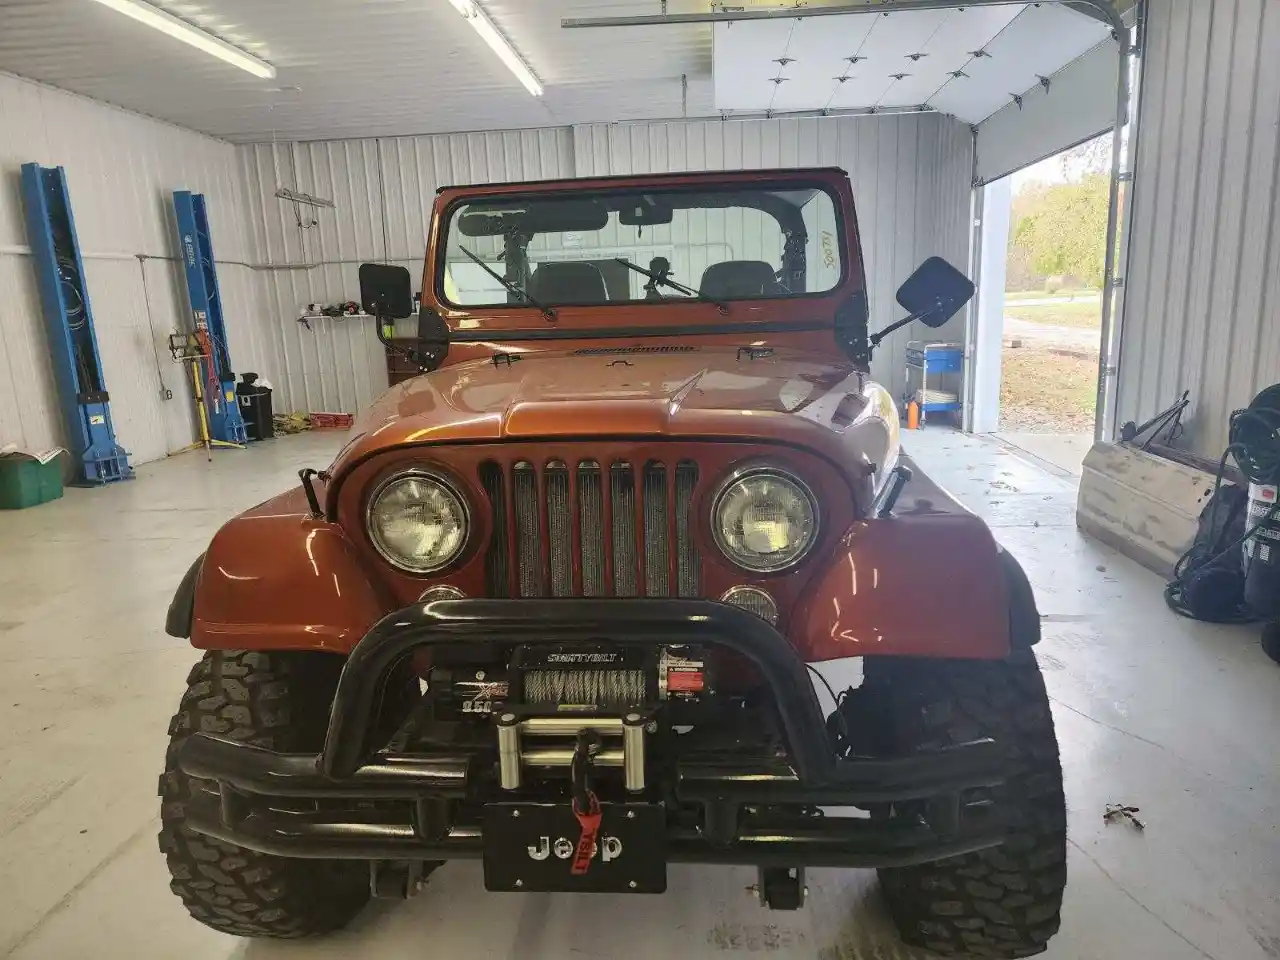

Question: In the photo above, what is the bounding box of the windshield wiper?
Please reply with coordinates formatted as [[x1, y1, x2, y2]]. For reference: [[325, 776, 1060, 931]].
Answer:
[[457, 244, 556, 321], [614, 258, 730, 316]]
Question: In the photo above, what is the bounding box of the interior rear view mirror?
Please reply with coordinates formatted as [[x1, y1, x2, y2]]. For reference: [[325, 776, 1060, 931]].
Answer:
[[618, 197, 674, 227], [458, 210, 520, 237], [896, 256, 975, 328], [359, 263, 413, 318]]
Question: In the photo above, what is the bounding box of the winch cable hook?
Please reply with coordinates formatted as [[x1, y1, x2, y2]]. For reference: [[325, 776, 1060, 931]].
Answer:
[[570, 730, 603, 875]]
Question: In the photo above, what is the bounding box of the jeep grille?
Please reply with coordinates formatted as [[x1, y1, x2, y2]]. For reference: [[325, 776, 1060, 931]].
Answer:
[[479, 459, 700, 598]]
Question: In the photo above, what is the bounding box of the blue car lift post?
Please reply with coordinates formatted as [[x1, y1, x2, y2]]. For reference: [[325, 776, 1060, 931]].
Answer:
[[20, 163, 133, 484], [173, 190, 247, 449]]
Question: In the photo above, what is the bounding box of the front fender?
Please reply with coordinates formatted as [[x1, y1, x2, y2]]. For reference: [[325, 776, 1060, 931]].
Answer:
[[187, 488, 396, 653], [793, 456, 1020, 662]]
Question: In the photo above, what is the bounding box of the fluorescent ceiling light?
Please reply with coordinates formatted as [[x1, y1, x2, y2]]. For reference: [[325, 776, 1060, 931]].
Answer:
[[445, 0, 543, 97], [87, 0, 276, 79]]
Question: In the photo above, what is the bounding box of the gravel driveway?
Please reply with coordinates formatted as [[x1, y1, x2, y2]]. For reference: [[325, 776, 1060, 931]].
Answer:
[[1004, 316, 1100, 354]]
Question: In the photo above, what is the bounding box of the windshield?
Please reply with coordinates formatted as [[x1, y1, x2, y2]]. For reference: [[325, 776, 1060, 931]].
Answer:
[[438, 184, 844, 309]]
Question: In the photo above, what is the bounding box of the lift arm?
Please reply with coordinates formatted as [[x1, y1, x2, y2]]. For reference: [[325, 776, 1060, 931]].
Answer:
[[20, 163, 133, 484], [173, 190, 247, 447]]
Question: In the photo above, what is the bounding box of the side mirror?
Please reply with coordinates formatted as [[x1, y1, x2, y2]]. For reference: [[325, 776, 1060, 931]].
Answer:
[[859, 257, 976, 361], [895, 256, 975, 328], [359, 263, 413, 318]]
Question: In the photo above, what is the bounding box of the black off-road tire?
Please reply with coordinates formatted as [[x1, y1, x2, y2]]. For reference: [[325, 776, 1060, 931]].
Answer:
[[869, 652, 1067, 958], [159, 650, 375, 938], [1262, 621, 1280, 665]]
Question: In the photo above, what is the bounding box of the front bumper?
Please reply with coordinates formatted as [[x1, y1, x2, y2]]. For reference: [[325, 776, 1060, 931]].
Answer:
[[177, 599, 1006, 868]]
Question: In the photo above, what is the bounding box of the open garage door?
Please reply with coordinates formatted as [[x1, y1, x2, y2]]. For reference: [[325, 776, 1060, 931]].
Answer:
[[706, 2, 1124, 191], [708, 2, 1116, 132], [975, 38, 1121, 186]]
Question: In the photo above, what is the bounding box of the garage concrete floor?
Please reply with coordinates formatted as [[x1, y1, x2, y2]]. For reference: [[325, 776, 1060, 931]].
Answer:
[[2, 428, 1278, 960]]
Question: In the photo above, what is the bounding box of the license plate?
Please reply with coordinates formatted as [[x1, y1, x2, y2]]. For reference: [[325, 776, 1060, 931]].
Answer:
[[482, 802, 667, 893]]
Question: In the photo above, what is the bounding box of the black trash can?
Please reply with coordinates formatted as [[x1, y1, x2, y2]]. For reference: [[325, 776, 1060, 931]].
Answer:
[[236, 373, 274, 441]]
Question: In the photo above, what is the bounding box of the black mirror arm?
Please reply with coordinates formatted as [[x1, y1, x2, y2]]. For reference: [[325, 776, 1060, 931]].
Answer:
[[867, 308, 931, 354], [373, 310, 431, 370]]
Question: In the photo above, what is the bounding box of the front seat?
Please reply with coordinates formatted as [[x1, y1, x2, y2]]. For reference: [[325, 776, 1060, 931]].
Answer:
[[528, 262, 609, 305], [699, 261, 783, 299]]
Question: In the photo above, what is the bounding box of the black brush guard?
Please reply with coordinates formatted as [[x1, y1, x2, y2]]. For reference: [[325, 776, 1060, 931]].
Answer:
[[177, 599, 1007, 867]]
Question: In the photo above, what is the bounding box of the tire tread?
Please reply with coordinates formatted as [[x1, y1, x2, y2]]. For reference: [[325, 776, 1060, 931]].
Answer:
[[872, 654, 1067, 958], [158, 650, 370, 938]]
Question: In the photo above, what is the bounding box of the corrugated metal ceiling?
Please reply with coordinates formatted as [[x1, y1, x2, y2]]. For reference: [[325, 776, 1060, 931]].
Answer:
[[0, 0, 714, 142], [0, 0, 1120, 143]]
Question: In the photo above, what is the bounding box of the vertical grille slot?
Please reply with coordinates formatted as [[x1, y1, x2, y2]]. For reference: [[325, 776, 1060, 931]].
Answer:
[[676, 461, 700, 597], [577, 461, 606, 596], [486, 454, 701, 601], [513, 462, 543, 597], [479, 462, 511, 598], [546, 461, 572, 597], [643, 462, 670, 597], [611, 462, 638, 597]]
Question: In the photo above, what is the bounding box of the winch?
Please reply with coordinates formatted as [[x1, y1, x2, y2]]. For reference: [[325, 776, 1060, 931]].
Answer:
[[421, 643, 713, 793], [514, 645, 650, 709], [427, 644, 710, 720]]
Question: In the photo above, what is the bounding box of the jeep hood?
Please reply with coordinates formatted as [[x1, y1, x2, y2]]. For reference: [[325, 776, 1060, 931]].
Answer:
[[330, 346, 896, 480]]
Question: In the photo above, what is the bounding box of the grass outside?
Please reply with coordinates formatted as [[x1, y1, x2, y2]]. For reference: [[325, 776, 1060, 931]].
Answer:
[[1005, 288, 1101, 302], [1005, 300, 1103, 329], [1000, 347, 1098, 433]]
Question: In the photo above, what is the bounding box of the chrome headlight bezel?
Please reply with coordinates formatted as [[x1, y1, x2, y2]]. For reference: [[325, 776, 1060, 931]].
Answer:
[[365, 468, 471, 574], [711, 465, 820, 573]]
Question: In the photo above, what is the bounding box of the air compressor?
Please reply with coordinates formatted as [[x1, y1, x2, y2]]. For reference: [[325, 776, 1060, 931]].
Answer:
[[1240, 384, 1280, 619]]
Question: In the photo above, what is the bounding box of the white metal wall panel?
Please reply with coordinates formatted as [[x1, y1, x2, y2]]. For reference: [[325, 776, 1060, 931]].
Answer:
[[974, 38, 1121, 186], [0, 70, 261, 462], [1115, 0, 1280, 458], [80, 259, 170, 465], [236, 138, 392, 416], [381, 129, 576, 263], [0, 252, 61, 452], [572, 115, 975, 397], [237, 129, 575, 414]]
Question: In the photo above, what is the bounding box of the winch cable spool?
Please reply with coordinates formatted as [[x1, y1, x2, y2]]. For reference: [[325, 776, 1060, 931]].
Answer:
[[1165, 385, 1280, 623], [523, 668, 646, 707]]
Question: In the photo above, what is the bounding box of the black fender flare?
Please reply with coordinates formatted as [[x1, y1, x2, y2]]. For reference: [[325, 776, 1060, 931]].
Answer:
[[166, 554, 205, 639], [998, 547, 1040, 648]]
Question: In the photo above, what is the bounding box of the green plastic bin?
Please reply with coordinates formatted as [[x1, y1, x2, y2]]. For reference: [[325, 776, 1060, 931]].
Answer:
[[0, 454, 65, 509]]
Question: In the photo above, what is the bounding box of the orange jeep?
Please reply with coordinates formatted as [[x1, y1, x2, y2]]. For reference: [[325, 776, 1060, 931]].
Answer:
[[160, 167, 1064, 957]]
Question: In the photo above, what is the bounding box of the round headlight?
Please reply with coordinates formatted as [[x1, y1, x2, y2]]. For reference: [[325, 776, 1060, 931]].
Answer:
[[367, 471, 470, 573], [712, 468, 818, 572]]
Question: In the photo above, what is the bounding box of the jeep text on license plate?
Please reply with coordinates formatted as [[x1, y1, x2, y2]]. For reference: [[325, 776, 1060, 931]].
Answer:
[[482, 802, 667, 893]]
